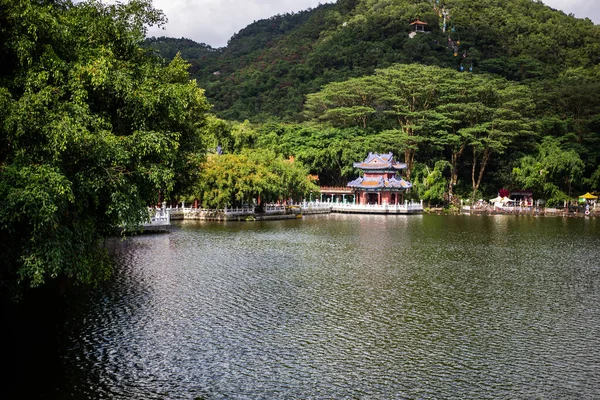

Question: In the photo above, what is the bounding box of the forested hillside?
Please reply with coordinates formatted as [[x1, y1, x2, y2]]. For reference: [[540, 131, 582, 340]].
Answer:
[[145, 0, 599, 121], [143, 0, 600, 207]]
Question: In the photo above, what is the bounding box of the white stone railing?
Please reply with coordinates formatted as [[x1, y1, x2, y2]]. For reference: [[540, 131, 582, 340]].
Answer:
[[168, 204, 292, 216], [264, 204, 287, 213], [300, 201, 333, 211], [168, 205, 192, 216], [332, 200, 424, 212], [147, 206, 171, 225], [224, 206, 255, 215]]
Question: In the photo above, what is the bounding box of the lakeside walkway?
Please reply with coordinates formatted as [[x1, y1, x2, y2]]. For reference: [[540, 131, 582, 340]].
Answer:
[[142, 201, 596, 230], [170, 204, 303, 221], [156, 200, 424, 224], [332, 201, 424, 214], [461, 204, 598, 217]]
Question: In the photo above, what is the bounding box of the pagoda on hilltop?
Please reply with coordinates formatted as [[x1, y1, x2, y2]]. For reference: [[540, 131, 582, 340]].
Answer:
[[347, 152, 412, 205], [410, 19, 428, 33]]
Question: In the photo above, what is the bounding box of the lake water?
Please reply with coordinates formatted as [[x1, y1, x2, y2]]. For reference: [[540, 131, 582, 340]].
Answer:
[[6, 214, 600, 399]]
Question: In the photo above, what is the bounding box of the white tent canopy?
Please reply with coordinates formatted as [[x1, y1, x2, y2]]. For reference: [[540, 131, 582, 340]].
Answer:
[[490, 196, 514, 206]]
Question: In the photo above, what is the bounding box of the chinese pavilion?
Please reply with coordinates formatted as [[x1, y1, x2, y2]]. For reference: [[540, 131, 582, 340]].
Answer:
[[347, 152, 412, 205], [410, 19, 428, 33]]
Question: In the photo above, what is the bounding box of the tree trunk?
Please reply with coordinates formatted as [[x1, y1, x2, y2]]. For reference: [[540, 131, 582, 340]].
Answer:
[[404, 148, 416, 180], [400, 119, 415, 180], [471, 147, 491, 202], [448, 145, 465, 204]]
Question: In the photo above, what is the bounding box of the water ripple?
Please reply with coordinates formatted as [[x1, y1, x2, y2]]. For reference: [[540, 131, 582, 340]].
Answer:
[[56, 215, 600, 399]]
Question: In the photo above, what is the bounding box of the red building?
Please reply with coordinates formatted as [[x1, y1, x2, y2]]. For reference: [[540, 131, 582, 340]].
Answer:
[[347, 152, 412, 205]]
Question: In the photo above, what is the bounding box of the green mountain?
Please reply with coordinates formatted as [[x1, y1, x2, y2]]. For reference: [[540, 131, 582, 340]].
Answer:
[[144, 0, 599, 122]]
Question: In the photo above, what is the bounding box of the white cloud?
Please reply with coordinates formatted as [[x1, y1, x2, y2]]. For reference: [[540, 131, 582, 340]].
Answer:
[[146, 0, 334, 47], [95, 0, 598, 47], [542, 0, 599, 23]]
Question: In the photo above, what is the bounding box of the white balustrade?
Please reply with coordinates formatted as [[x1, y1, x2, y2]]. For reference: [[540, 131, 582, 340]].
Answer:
[[147, 205, 171, 226]]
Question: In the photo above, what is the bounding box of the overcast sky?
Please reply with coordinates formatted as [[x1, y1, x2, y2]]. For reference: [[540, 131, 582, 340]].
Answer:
[[135, 0, 598, 48]]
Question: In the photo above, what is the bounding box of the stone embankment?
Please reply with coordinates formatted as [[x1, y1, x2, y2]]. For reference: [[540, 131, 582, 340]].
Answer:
[[170, 203, 331, 222], [169, 201, 425, 220], [459, 205, 597, 217]]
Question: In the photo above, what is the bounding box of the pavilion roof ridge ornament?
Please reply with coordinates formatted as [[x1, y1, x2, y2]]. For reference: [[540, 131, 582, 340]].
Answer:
[[353, 152, 407, 170]]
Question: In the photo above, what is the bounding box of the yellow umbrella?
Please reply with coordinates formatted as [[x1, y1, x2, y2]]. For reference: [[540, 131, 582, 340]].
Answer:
[[579, 192, 598, 199]]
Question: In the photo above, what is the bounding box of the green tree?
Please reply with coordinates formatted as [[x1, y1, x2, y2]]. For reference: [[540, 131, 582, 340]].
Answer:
[[513, 136, 585, 204], [248, 150, 320, 203], [304, 64, 535, 196], [0, 0, 210, 297], [376, 64, 459, 180], [192, 150, 318, 208], [412, 161, 451, 206], [454, 78, 535, 201], [231, 120, 259, 152], [201, 115, 234, 154], [304, 76, 380, 129], [536, 66, 600, 176]]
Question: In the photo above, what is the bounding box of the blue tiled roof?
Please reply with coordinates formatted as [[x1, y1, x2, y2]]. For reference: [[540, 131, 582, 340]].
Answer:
[[353, 152, 407, 170], [347, 176, 412, 189]]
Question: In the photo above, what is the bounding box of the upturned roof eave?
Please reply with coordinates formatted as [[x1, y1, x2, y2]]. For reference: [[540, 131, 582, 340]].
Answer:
[[353, 163, 407, 170]]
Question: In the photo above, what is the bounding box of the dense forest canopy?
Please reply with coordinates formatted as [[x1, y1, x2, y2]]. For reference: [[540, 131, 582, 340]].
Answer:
[[145, 0, 600, 121]]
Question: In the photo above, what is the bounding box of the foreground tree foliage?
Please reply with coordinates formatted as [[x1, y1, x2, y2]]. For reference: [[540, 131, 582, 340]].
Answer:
[[0, 0, 210, 297]]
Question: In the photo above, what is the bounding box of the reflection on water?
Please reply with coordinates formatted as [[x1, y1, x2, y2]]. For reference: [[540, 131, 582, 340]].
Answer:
[[31, 215, 600, 398]]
